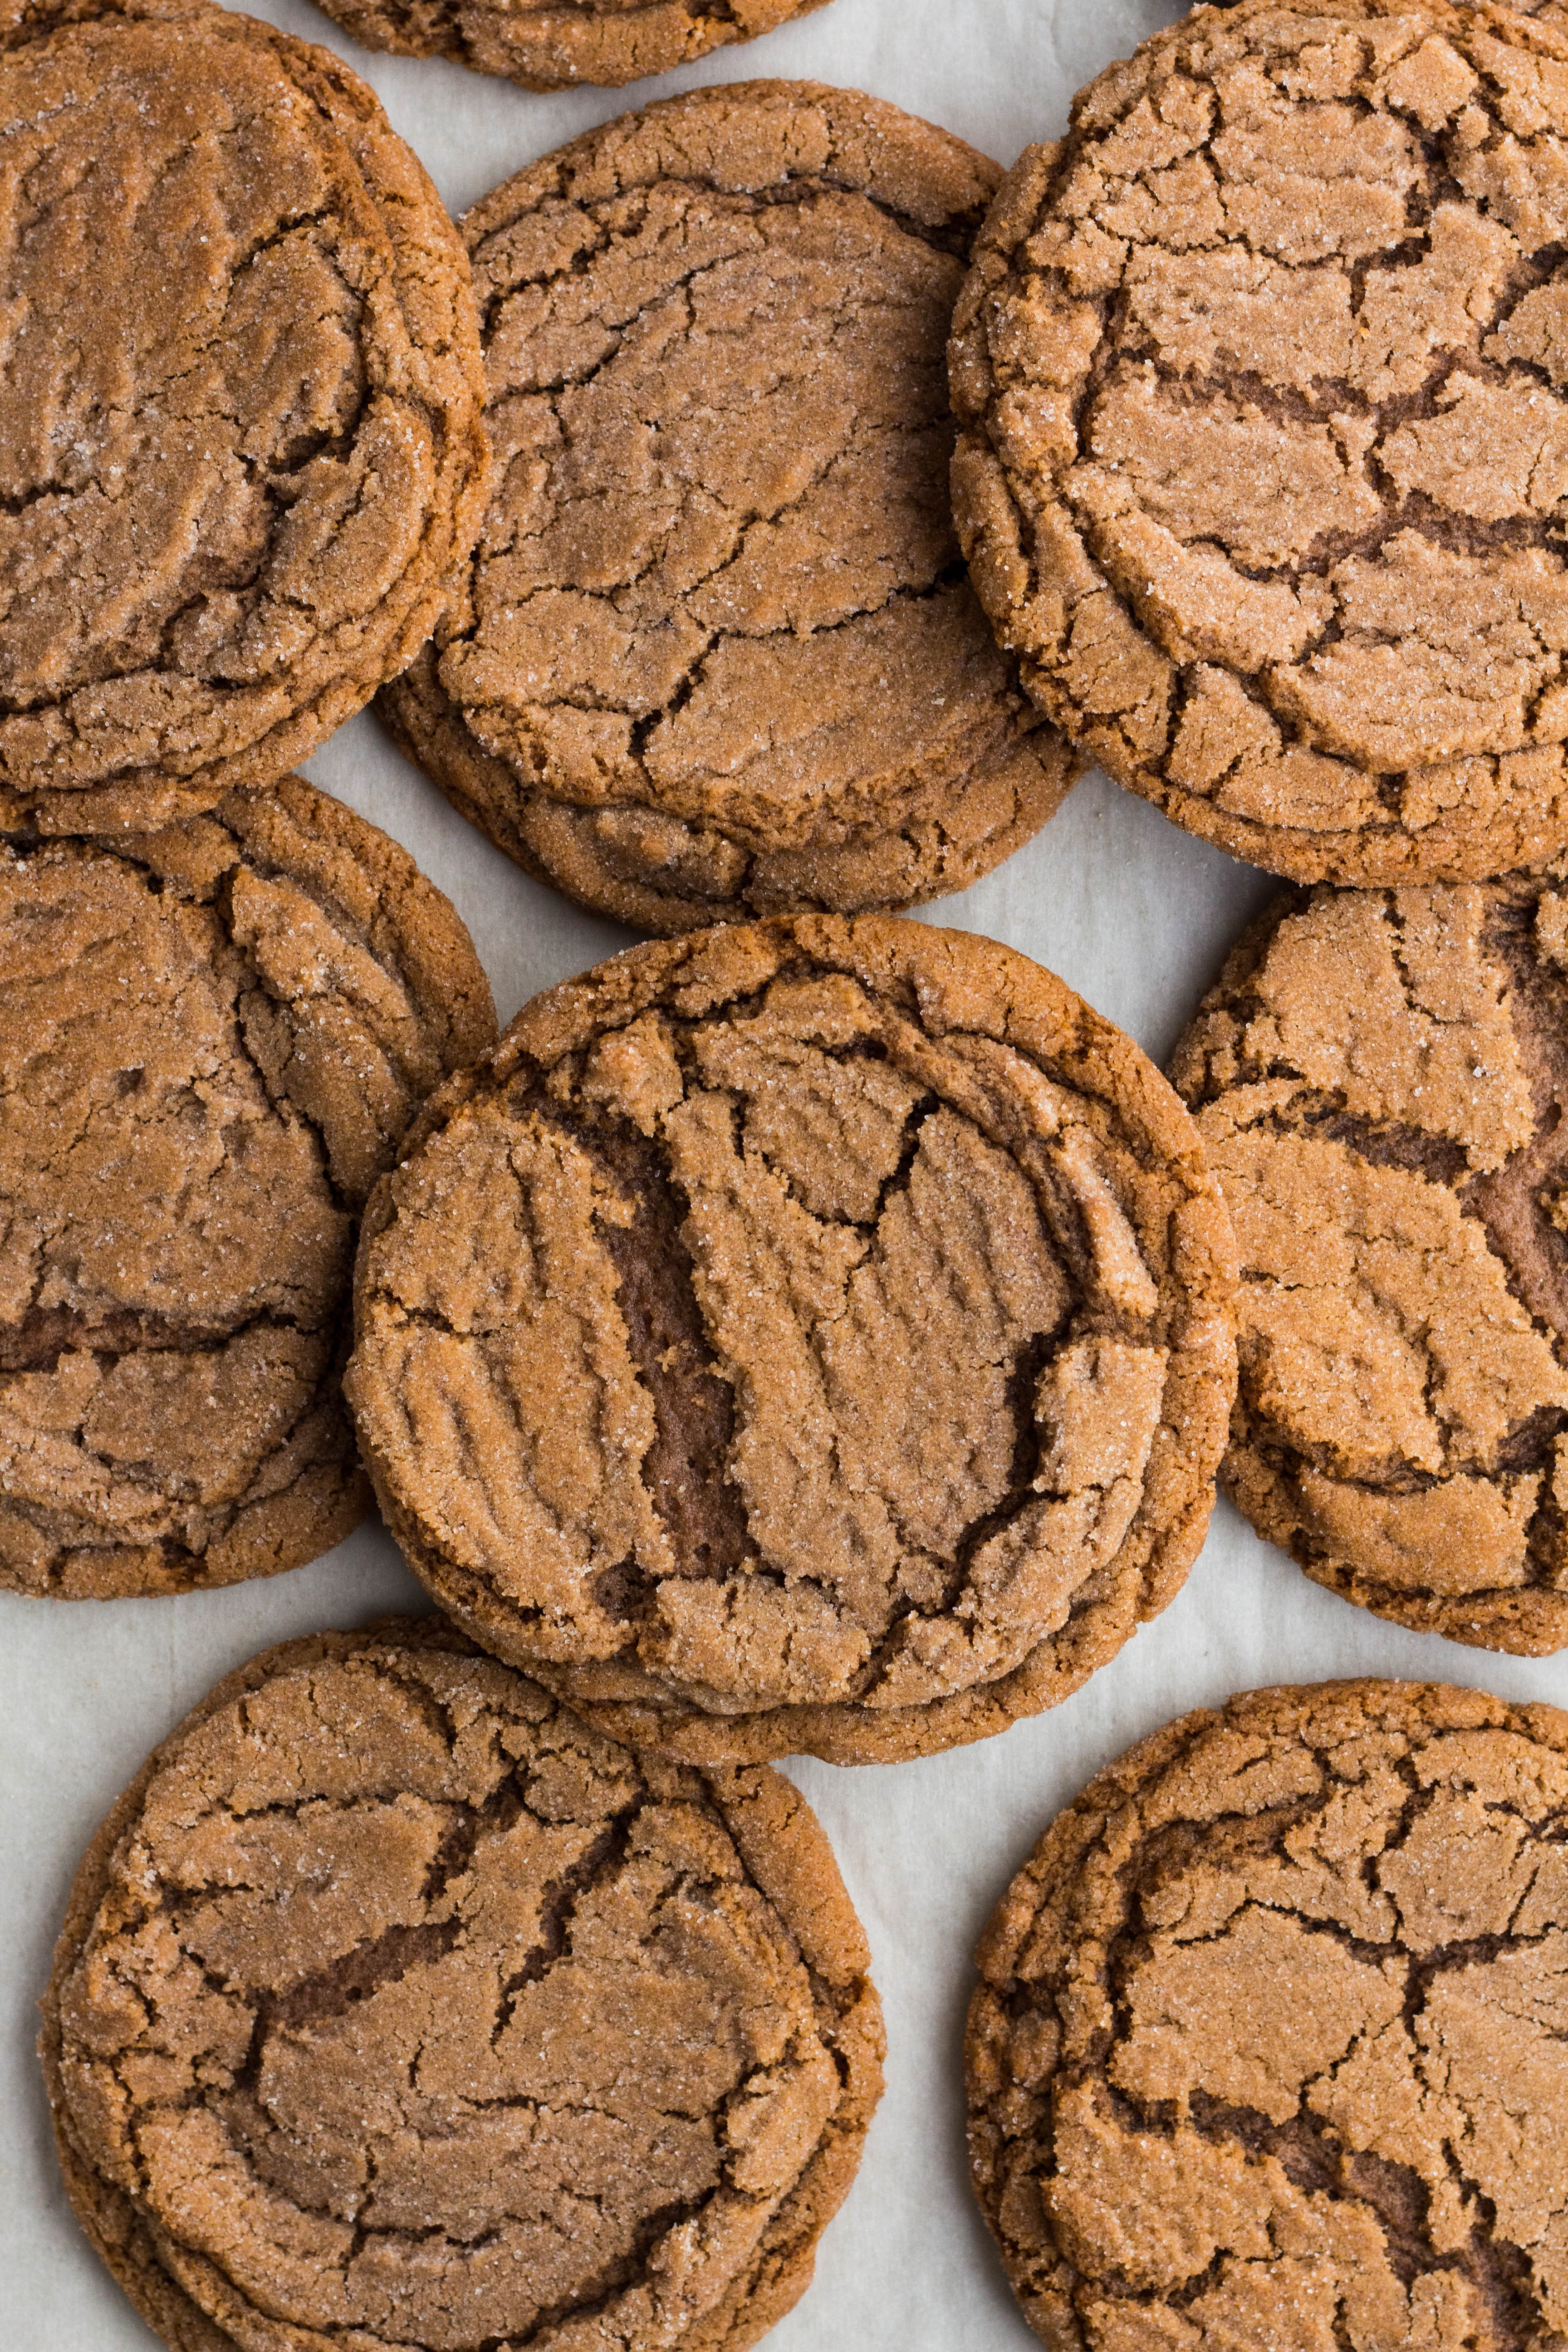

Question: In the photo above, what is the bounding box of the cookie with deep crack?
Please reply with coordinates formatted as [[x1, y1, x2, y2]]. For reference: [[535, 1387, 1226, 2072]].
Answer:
[[344, 915, 1237, 1765], [1171, 868, 1568, 1653], [41, 1617, 884, 2352], [307, 0, 834, 93], [968, 1678, 1568, 2352], [951, 0, 1568, 886], [0, 0, 490, 837], [380, 82, 1082, 935], [0, 776, 496, 1598]]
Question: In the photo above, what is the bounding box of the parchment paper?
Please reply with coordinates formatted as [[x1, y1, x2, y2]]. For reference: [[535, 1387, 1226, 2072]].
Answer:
[[10, 3, 1568, 2344]]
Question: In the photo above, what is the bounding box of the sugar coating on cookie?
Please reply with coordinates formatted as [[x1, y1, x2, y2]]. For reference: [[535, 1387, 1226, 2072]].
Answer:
[[951, 0, 1568, 884], [42, 1621, 883, 2352], [0, 778, 495, 1599], [381, 83, 1080, 935], [308, 0, 833, 92], [968, 1680, 1568, 2352], [1172, 868, 1568, 1653], [345, 916, 1236, 1765], [0, 0, 490, 836]]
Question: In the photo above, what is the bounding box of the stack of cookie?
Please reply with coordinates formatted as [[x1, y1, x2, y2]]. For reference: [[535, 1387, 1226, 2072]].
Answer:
[[15, 0, 1568, 2349]]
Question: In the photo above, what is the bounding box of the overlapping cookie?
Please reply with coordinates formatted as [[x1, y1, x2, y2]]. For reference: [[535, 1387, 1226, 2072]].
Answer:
[[1173, 867, 1568, 1652], [0, 0, 490, 835], [345, 916, 1236, 1764], [382, 83, 1080, 933], [969, 1678, 1568, 2352], [0, 777, 495, 1597], [309, 0, 834, 91], [952, 0, 1568, 884], [43, 1619, 883, 2352]]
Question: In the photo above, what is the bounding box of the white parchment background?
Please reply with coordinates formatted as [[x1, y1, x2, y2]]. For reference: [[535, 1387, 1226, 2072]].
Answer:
[[8, 1, 1567, 2344]]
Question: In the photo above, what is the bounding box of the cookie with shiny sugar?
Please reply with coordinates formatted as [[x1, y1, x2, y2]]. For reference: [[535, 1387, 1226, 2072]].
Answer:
[[951, 0, 1568, 885], [968, 1679, 1568, 2351], [1171, 866, 1568, 1652], [381, 82, 1080, 935], [308, 0, 834, 93], [0, 0, 490, 836], [345, 915, 1237, 1765], [0, 776, 495, 1598], [42, 1619, 883, 2352]]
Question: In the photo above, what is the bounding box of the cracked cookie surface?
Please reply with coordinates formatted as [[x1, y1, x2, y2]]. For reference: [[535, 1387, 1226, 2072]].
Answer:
[[344, 915, 1236, 1764], [0, 775, 495, 1599], [305, 0, 834, 94], [951, 0, 1568, 885], [380, 82, 1080, 936], [0, 0, 490, 836], [1172, 867, 1568, 1652], [41, 1618, 884, 2352], [968, 1679, 1568, 2352]]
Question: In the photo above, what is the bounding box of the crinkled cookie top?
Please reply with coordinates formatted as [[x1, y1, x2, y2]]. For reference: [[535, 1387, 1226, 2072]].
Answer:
[[44, 1624, 883, 2352], [969, 1679, 1568, 2352], [0, 778, 494, 1597], [1172, 865, 1568, 1654], [0, 0, 489, 833], [951, 0, 1568, 884], [309, 0, 834, 94], [346, 916, 1236, 1764], [382, 83, 1076, 934]]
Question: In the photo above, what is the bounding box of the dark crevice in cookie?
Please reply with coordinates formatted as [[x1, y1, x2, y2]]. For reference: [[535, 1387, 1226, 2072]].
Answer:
[[0, 1301, 323, 1377], [491, 1799, 645, 2050], [940, 1328, 1059, 1606], [554, 1095, 757, 1587]]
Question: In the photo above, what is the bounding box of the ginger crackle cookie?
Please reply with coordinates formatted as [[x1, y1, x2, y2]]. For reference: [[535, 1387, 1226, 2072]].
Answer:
[[380, 83, 1081, 936], [1172, 869, 1568, 1653], [968, 1680, 1568, 2352], [344, 916, 1237, 1766], [951, 0, 1568, 887], [307, 0, 834, 95], [0, 0, 490, 836], [42, 1620, 884, 2352], [0, 777, 495, 1599]]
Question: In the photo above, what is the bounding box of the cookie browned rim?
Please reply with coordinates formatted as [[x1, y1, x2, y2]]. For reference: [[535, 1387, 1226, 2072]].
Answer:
[[968, 1678, 1568, 2351], [42, 1618, 884, 2352], [951, 0, 1568, 886], [305, 0, 834, 92], [0, 775, 495, 1599], [345, 914, 1236, 1765], [381, 81, 1080, 935], [0, 0, 490, 836]]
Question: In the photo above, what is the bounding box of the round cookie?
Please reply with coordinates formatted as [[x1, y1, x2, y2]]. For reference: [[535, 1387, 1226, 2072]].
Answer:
[[380, 83, 1081, 935], [41, 1617, 884, 2352], [0, 776, 495, 1599], [951, 0, 1568, 886], [344, 915, 1237, 1765], [968, 1678, 1568, 2352], [309, 0, 834, 93], [1171, 868, 1568, 1653], [0, 0, 490, 837]]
